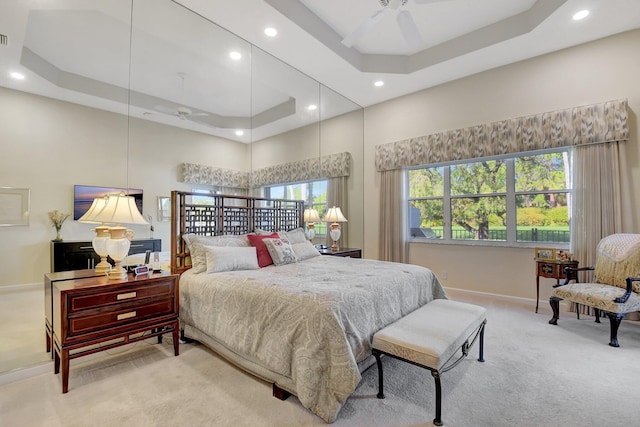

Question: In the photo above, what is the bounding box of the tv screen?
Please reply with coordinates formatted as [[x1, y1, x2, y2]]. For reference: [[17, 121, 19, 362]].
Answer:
[[74, 185, 143, 220]]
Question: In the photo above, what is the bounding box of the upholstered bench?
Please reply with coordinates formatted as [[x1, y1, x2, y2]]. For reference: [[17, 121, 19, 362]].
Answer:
[[372, 299, 487, 426]]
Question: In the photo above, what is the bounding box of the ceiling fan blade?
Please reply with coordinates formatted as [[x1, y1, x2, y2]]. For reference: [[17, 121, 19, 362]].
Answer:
[[154, 105, 178, 115], [397, 10, 423, 50], [341, 8, 390, 48]]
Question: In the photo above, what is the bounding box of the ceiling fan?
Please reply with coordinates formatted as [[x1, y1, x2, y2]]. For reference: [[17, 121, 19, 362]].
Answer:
[[341, 0, 454, 50], [154, 73, 209, 121]]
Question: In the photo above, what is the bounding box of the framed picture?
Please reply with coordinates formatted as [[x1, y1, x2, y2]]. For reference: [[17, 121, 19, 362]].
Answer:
[[0, 187, 30, 226], [157, 196, 171, 222], [535, 247, 556, 261]]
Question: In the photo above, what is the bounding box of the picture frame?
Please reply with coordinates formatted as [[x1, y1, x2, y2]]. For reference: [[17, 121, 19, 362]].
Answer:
[[535, 247, 556, 261], [157, 196, 171, 222], [0, 187, 30, 226]]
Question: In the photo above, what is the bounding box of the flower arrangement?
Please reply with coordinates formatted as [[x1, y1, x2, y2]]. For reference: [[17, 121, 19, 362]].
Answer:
[[48, 210, 71, 241]]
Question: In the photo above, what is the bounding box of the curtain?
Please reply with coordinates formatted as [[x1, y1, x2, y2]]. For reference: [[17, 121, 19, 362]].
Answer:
[[570, 141, 628, 280], [326, 176, 349, 248], [379, 169, 406, 263]]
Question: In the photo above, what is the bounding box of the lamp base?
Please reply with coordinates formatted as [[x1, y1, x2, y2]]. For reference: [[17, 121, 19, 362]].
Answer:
[[94, 257, 111, 275], [331, 241, 339, 251], [108, 262, 128, 281]]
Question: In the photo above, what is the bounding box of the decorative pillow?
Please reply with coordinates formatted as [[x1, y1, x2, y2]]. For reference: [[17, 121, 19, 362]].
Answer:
[[204, 246, 259, 273], [247, 232, 279, 267], [183, 234, 250, 274], [291, 240, 321, 261], [280, 228, 307, 244], [263, 238, 298, 266]]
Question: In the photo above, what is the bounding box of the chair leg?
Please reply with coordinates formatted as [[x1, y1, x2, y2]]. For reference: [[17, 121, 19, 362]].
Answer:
[[477, 323, 485, 363], [549, 297, 561, 325], [373, 350, 385, 399], [605, 312, 625, 347]]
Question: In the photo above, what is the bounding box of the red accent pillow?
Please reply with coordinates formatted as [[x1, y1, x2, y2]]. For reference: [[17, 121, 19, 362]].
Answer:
[[247, 233, 279, 267]]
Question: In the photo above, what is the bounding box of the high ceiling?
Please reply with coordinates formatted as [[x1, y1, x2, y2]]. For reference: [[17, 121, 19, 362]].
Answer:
[[181, 0, 640, 107], [1, 0, 639, 142]]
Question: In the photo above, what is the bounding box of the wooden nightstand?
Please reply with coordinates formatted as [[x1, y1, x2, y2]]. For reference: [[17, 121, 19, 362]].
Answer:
[[318, 248, 362, 258], [52, 272, 179, 393]]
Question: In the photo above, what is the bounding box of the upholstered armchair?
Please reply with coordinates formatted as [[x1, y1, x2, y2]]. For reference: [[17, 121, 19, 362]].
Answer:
[[549, 233, 640, 347]]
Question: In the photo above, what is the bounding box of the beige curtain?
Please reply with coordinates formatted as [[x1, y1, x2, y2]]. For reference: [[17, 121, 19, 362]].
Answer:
[[379, 169, 406, 263], [326, 176, 349, 248], [570, 141, 628, 279]]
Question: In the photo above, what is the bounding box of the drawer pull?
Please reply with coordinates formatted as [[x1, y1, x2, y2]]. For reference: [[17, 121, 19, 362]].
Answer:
[[117, 311, 137, 321], [117, 292, 137, 300]]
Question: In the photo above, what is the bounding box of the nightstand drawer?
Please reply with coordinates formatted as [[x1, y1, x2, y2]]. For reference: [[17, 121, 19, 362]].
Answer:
[[68, 280, 175, 313], [67, 298, 175, 336]]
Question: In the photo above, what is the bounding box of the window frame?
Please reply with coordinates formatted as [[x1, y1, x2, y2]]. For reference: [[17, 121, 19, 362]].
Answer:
[[406, 148, 572, 248]]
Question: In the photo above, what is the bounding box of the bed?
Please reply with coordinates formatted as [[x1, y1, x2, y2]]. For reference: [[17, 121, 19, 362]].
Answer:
[[170, 191, 447, 423]]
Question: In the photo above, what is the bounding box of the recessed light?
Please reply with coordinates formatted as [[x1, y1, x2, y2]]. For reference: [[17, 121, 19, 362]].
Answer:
[[573, 10, 589, 20], [374, 80, 384, 87], [10, 72, 25, 80], [264, 27, 277, 37], [307, 104, 318, 111], [235, 130, 244, 136], [229, 51, 242, 60]]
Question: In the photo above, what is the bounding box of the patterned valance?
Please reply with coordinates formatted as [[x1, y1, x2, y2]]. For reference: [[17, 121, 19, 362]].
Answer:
[[182, 163, 250, 188], [182, 152, 351, 188], [252, 152, 351, 187], [375, 99, 629, 171]]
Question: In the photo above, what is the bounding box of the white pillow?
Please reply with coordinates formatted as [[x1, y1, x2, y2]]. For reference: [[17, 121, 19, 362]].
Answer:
[[204, 246, 259, 273], [263, 238, 298, 266], [280, 228, 307, 244], [183, 234, 250, 274], [291, 240, 321, 261]]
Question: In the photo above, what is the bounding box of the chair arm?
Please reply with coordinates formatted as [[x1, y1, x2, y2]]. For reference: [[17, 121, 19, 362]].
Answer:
[[557, 266, 594, 287], [614, 277, 640, 304]]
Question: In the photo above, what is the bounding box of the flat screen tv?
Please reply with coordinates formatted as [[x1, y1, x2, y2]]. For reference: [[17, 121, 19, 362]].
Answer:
[[74, 185, 143, 220]]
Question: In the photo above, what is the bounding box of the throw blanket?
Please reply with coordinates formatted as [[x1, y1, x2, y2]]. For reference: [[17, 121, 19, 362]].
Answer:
[[180, 256, 446, 422]]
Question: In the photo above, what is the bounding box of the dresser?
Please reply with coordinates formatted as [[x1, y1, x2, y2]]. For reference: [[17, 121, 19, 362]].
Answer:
[[50, 238, 161, 272], [52, 272, 179, 393]]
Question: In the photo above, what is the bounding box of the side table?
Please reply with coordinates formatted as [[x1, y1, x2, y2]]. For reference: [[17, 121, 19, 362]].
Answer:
[[318, 248, 362, 258], [535, 258, 578, 313]]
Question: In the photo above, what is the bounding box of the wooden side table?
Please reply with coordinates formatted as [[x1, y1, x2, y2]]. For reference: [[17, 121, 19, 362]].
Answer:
[[52, 271, 179, 393], [535, 259, 578, 313], [318, 248, 362, 258]]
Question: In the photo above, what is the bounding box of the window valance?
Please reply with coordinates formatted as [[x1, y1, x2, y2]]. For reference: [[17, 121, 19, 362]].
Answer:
[[375, 99, 629, 172], [182, 151, 351, 188]]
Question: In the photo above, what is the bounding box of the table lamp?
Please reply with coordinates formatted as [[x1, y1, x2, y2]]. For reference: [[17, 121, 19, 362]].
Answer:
[[77, 196, 111, 275], [303, 208, 321, 240], [324, 206, 347, 251]]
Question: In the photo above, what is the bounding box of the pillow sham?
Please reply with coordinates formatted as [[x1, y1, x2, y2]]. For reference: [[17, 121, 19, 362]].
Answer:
[[247, 232, 279, 267], [204, 246, 259, 273], [291, 240, 321, 261], [263, 238, 298, 266], [280, 228, 307, 244], [183, 234, 250, 274]]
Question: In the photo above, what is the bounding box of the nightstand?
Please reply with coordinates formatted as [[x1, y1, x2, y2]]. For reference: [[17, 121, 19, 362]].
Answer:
[[52, 272, 179, 393], [318, 248, 362, 258]]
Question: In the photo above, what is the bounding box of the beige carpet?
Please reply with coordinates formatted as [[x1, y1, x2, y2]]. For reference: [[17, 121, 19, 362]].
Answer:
[[1, 299, 640, 427]]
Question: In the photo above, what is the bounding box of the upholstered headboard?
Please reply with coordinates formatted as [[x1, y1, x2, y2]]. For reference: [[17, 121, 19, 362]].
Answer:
[[170, 191, 304, 275]]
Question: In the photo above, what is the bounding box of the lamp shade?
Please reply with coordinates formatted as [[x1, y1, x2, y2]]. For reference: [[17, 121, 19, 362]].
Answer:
[[324, 206, 347, 223], [91, 192, 148, 226], [304, 208, 321, 223], [77, 196, 108, 224]]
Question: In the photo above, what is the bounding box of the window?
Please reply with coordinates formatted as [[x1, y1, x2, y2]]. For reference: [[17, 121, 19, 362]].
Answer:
[[407, 150, 572, 245], [266, 180, 328, 236]]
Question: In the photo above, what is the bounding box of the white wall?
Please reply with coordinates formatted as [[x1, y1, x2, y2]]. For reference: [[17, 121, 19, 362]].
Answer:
[[363, 29, 640, 301], [0, 87, 249, 286]]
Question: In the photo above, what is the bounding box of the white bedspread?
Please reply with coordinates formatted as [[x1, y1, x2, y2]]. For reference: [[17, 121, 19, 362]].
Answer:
[[179, 255, 446, 422]]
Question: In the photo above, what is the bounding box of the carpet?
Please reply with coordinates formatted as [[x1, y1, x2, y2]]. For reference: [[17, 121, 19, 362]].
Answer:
[[1, 300, 639, 427]]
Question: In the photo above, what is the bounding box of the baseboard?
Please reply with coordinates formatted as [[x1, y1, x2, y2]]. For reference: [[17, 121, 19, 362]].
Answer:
[[443, 286, 572, 313], [0, 282, 42, 292], [0, 361, 53, 386]]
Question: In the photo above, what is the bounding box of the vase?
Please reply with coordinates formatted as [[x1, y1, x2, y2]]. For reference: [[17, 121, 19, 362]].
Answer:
[[53, 228, 62, 242]]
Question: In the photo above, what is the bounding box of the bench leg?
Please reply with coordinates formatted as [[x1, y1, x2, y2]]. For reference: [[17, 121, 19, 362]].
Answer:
[[478, 322, 485, 363], [432, 370, 443, 426], [605, 312, 625, 347], [373, 349, 385, 399]]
